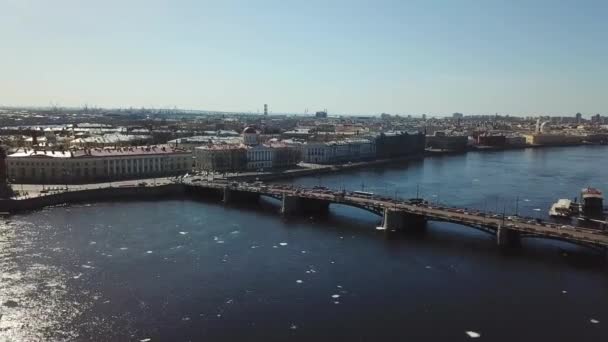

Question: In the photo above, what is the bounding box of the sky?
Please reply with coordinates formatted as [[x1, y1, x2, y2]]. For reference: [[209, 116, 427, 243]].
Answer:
[[1, 0, 607, 116]]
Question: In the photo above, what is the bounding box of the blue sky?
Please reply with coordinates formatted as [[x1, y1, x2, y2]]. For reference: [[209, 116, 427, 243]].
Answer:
[[1, 0, 606, 116]]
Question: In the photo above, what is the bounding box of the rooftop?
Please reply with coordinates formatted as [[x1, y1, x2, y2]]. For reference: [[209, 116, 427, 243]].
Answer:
[[8, 145, 190, 158]]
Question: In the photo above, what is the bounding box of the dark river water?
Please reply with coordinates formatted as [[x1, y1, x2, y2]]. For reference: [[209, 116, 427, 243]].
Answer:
[[1, 146, 608, 341]]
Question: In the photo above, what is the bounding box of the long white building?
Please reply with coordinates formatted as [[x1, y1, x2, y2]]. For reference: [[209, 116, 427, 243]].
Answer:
[[301, 138, 376, 164], [7, 145, 192, 184]]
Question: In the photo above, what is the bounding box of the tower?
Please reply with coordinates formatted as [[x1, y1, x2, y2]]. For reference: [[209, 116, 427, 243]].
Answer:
[[264, 104, 268, 116]]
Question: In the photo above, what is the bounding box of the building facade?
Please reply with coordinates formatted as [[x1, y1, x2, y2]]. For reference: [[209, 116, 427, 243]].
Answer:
[[375, 131, 425, 159], [194, 145, 247, 173], [7, 146, 192, 184], [301, 138, 376, 164]]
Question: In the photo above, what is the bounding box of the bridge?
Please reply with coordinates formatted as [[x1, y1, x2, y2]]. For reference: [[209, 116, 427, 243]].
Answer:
[[185, 180, 608, 252]]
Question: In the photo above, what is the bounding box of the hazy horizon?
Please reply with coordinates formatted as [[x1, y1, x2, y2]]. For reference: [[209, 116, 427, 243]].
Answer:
[[1, 0, 607, 116]]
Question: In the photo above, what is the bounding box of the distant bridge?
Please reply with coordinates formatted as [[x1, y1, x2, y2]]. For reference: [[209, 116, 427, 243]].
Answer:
[[186, 180, 608, 252]]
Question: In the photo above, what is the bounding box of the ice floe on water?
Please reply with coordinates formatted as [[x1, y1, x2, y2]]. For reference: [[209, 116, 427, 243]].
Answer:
[[81, 264, 94, 269], [140, 338, 151, 342], [533, 208, 541, 211], [331, 294, 340, 299], [590, 318, 600, 324], [562, 290, 567, 294], [465, 331, 481, 338], [146, 250, 153, 254], [179, 231, 188, 235], [72, 273, 83, 279], [89, 241, 96, 245], [290, 324, 297, 330], [296, 280, 303, 284], [119, 247, 128, 250], [523, 199, 530, 202], [279, 242, 288, 246]]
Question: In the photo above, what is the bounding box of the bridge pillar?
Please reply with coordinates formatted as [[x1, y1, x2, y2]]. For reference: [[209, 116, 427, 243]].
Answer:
[[281, 194, 329, 216], [496, 225, 520, 247], [382, 208, 426, 232], [223, 187, 259, 204]]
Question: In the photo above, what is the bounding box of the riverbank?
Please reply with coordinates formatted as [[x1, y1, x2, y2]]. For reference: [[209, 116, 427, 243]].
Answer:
[[228, 154, 425, 182], [227, 142, 604, 182], [0, 184, 187, 214]]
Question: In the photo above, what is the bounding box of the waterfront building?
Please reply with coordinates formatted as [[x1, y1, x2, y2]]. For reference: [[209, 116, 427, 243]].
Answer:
[[476, 134, 507, 147], [425, 132, 469, 151], [523, 133, 584, 146], [246, 144, 274, 170], [268, 142, 301, 169], [301, 138, 376, 164], [194, 142, 300, 172], [7, 145, 192, 184], [374, 131, 425, 159], [505, 135, 527, 146], [194, 145, 247, 173]]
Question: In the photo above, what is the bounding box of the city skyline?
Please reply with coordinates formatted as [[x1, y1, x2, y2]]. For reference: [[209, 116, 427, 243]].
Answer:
[[1, 0, 607, 116]]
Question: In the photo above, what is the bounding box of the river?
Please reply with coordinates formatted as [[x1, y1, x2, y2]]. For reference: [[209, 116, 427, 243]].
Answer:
[[1, 146, 607, 341]]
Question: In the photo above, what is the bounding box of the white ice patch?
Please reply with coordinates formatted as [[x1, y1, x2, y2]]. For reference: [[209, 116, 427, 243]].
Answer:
[[119, 247, 128, 250], [375, 226, 386, 230], [331, 294, 340, 299], [89, 241, 96, 245], [465, 331, 481, 338], [140, 339, 151, 342], [296, 280, 303, 284], [290, 324, 297, 330], [590, 318, 600, 324], [179, 231, 188, 235], [81, 264, 94, 269], [279, 242, 288, 246], [146, 250, 153, 254], [533, 208, 541, 211]]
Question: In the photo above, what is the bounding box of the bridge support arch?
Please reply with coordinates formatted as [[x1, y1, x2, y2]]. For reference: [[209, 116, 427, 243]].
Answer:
[[496, 225, 521, 247], [281, 195, 329, 216], [382, 208, 426, 233], [223, 187, 260, 204]]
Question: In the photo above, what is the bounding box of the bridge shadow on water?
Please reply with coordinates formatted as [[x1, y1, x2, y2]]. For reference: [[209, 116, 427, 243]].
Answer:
[[247, 199, 607, 272]]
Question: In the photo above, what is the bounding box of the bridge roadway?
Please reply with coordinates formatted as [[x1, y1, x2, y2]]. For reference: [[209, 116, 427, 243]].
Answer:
[[187, 180, 608, 249]]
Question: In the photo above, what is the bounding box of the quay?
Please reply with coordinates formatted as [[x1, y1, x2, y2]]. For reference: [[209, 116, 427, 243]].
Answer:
[[1, 180, 608, 258]]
